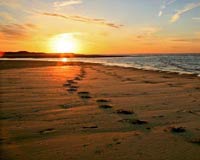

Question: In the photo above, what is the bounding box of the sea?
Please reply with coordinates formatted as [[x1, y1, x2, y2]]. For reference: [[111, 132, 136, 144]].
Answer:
[[1, 54, 200, 77]]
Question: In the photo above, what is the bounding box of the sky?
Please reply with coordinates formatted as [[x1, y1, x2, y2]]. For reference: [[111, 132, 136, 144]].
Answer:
[[0, 0, 200, 54]]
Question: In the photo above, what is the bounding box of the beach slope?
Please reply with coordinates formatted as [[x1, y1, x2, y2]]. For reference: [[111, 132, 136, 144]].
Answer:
[[0, 61, 200, 160]]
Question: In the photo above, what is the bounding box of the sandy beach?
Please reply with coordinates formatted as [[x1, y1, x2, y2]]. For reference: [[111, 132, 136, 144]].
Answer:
[[0, 60, 200, 160]]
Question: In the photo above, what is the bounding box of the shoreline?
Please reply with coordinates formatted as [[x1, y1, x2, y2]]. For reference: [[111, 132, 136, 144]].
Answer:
[[0, 60, 199, 78]]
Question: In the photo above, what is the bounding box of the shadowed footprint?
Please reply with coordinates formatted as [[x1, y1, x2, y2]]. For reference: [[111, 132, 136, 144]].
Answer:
[[74, 77, 82, 81], [83, 125, 98, 129], [131, 119, 148, 125], [119, 119, 148, 125], [67, 88, 77, 93], [66, 84, 79, 93], [99, 104, 113, 109], [64, 79, 78, 88], [78, 91, 91, 99], [96, 99, 110, 103], [70, 85, 79, 89], [96, 99, 113, 109], [67, 80, 77, 84], [116, 109, 134, 115], [78, 91, 89, 94], [63, 83, 71, 87], [189, 138, 200, 145], [170, 126, 186, 133]]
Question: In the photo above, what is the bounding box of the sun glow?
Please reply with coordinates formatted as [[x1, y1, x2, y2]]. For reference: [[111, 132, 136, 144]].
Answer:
[[61, 58, 68, 62], [50, 33, 78, 53]]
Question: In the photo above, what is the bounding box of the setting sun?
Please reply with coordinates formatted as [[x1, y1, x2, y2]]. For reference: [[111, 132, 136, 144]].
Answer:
[[50, 34, 78, 53]]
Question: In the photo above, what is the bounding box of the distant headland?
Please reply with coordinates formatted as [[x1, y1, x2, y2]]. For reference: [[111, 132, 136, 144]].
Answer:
[[0, 51, 126, 58]]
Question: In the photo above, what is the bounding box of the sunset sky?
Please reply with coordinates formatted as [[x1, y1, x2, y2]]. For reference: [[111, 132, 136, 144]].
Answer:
[[0, 0, 200, 54]]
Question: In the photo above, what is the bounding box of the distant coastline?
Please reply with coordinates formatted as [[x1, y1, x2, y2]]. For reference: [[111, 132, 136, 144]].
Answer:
[[0, 51, 127, 58], [0, 51, 199, 59]]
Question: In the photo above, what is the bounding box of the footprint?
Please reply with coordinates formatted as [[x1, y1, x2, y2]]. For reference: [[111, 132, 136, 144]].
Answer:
[[66, 80, 77, 84], [64, 79, 78, 88], [170, 126, 186, 133], [96, 99, 110, 103], [189, 138, 200, 145], [74, 77, 82, 81], [131, 119, 148, 125], [96, 99, 113, 109], [119, 119, 148, 125], [70, 85, 79, 89], [67, 88, 77, 93], [82, 125, 98, 129], [116, 109, 134, 115], [99, 104, 113, 109], [78, 91, 91, 99], [63, 83, 71, 87]]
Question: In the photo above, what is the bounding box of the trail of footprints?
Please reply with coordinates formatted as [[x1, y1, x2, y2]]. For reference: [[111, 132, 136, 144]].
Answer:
[[62, 66, 149, 130], [40, 66, 200, 146], [63, 67, 86, 94], [38, 67, 87, 134]]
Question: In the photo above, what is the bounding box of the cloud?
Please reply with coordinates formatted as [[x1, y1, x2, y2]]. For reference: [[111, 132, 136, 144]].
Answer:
[[0, 0, 21, 9], [0, 23, 38, 39], [170, 2, 200, 23], [158, 0, 176, 17], [54, 0, 82, 8], [137, 27, 160, 39], [25, 23, 38, 29], [0, 12, 15, 21], [192, 17, 200, 21], [171, 38, 200, 42], [41, 12, 123, 28]]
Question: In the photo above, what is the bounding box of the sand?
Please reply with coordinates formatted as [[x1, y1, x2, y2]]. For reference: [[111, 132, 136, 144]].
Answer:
[[0, 60, 200, 160]]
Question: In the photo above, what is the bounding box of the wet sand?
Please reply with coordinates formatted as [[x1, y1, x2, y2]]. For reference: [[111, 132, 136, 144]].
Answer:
[[0, 60, 200, 160]]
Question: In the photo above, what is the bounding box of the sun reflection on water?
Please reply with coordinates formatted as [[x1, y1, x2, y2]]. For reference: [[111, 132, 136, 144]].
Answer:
[[61, 58, 68, 62]]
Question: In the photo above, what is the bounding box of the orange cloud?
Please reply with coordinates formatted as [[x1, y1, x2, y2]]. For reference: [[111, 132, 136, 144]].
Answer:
[[171, 38, 200, 42], [0, 23, 38, 39], [136, 27, 160, 39], [41, 12, 124, 29], [54, 0, 82, 8]]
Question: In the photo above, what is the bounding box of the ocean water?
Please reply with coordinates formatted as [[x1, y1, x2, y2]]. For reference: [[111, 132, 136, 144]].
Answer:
[[1, 54, 200, 76]]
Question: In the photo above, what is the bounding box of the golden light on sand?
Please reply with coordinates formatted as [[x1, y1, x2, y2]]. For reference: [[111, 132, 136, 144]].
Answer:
[[61, 58, 68, 62], [50, 33, 78, 53]]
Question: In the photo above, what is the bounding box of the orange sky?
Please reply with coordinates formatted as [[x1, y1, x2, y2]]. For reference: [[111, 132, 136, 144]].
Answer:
[[0, 0, 200, 54]]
